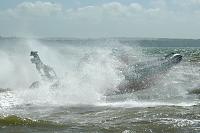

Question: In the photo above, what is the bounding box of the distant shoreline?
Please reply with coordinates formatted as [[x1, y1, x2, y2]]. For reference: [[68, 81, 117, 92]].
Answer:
[[1, 36, 200, 47], [0, 35, 200, 40]]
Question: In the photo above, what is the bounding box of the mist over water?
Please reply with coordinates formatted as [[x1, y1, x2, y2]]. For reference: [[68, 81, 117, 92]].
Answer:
[[0, 38, 199, 106], [0, 38, 199, 132], [0, 38, 125, 106]]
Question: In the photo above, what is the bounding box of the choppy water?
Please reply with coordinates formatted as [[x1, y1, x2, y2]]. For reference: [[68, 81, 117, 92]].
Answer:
[[0, 38, 200, 133]]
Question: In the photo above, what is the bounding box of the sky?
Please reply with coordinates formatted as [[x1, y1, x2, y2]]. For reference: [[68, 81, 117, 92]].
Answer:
[[0, 0, 200, 38]]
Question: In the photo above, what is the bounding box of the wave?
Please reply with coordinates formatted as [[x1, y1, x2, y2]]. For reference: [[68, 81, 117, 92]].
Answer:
[[0, 115, 64, 128]]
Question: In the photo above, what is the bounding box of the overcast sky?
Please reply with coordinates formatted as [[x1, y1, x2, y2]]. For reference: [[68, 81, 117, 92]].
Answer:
[[0, 0, 200, 38]]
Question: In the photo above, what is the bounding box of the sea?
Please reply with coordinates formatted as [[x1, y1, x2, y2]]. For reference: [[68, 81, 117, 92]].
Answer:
[[0, 37, 199, 133]]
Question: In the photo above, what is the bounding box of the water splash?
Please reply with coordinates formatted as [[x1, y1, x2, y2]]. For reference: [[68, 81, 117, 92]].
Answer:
[[0, 38, 199, 108]]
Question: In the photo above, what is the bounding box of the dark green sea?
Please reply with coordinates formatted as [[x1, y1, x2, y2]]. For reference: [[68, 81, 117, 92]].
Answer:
[[0, 38, 199, 133]]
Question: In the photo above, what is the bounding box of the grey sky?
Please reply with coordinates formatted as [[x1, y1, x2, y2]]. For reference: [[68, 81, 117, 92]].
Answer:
[[0, 0, 200, 38]]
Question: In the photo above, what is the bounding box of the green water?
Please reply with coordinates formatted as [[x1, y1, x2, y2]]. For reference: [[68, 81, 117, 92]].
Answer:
[[0, 105, 199, 133]]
